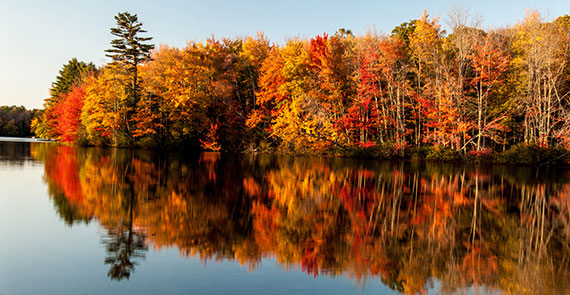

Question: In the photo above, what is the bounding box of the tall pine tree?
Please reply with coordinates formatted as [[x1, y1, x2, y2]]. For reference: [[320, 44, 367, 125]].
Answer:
[[105, 12, 154, 140]]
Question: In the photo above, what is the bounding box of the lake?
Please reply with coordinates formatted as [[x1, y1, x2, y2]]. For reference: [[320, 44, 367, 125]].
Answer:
[[1, 139, 570, 294]]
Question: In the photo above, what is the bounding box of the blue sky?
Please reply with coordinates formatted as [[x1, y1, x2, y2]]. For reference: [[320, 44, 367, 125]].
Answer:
[[1, 0, 569, 109]]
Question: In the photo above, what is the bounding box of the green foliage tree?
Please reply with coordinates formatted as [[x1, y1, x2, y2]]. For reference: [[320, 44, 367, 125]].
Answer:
[[49, 58, 96, 101], [391, 20, 417, 46]]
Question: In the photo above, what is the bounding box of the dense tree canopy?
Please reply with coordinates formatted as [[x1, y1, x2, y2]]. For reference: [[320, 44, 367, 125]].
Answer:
[[31, 10, 570, 160], [0, 106, 38, 137]]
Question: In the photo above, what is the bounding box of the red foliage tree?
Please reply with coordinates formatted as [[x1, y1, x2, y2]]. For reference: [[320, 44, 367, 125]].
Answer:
[[55, 85, 86, 143]]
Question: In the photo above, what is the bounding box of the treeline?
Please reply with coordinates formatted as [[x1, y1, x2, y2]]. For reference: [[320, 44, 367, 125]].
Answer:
[[0, 106, 38, 137], [33, 10, 570, 158]]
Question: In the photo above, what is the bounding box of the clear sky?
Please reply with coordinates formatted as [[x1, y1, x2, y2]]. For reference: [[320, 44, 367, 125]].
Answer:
[[1, 0, 568, 109]]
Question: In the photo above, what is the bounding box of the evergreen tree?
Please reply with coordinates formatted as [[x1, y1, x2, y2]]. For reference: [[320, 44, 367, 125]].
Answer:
[[49, 58, 96, 104], [105, 12, 154, 140]]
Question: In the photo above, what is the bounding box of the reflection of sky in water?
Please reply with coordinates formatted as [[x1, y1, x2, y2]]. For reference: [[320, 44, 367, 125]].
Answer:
[[1, 140, 569, 295], [0, 136, 47, 142]]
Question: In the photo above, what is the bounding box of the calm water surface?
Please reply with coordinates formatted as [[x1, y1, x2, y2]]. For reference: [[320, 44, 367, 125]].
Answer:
[[1, 140, 570, 294]]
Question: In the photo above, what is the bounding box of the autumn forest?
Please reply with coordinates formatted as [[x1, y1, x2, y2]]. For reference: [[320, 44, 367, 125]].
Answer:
[[5, 4, 570, 295], [28, 10, 570, 162]]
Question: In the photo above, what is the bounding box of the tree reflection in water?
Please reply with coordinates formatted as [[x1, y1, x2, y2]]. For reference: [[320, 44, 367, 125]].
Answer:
[[103, 227, 146, 280], [32, 143, 570, 294], [103, 185, 147, 281]]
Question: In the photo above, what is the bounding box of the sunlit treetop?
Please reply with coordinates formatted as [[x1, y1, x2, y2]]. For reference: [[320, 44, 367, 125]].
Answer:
[[105, 12, 154, 68]]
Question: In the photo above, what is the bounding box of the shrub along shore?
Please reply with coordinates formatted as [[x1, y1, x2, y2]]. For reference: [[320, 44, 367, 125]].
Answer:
[[335, 143, 570, 166]]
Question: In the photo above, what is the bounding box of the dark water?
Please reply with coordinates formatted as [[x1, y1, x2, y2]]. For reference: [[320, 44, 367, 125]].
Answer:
[[1, 140, 570, 294]]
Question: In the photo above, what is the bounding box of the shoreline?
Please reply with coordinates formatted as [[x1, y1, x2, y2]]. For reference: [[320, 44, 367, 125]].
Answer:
[[2, 136, 568, 167]]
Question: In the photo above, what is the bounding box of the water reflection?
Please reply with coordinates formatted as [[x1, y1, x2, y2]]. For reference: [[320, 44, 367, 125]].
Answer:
[[0, 141, 34, 166], [31, 143, 570, 294]]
